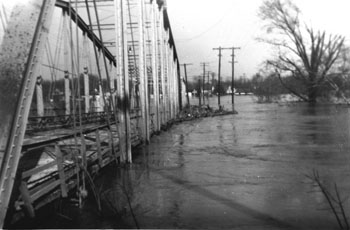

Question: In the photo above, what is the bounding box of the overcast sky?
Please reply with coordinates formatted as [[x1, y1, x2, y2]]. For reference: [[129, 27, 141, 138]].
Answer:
[[167, 0, 350, 80]]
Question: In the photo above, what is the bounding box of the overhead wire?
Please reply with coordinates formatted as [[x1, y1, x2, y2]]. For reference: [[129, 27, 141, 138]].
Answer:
[[176, 4, 235, 43]]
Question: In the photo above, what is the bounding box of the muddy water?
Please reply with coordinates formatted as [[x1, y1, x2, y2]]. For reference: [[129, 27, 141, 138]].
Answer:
[[28, 96, 350, 229]]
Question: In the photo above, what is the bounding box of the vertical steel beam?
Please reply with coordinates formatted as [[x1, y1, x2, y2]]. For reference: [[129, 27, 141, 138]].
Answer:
[[164, 29, 170, 120], [97, 51, 105, 112], [138, 0, 150, 143], [157, 6, 166, 126], [0, 0, 56, 227], [83, 67, 90, 113], [64, 70, 71, 115], [121, 0, 132, 162], [170, 44, 176, 118], [115, 0, 126, 162], [151, 0, 160, 132], [63, 10, 71, 115], [174, 59, 179, 115]]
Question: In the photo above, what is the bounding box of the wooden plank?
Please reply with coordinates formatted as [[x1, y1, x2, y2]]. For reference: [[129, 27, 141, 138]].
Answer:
[[55, 145, 67, 197], [108, 129, 113, 157], [95, 130, 103, 168], [81, 136, 87, 170], [19, 181, 35, 218], [22, 160, 57, 179], [33, 180, 75, 211], [30, 179, 61, 202]]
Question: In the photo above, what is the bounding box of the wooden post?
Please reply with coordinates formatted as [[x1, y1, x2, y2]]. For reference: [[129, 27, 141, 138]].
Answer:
[[36, 75, 44, 117], [108, 129, 114, 157], [19, 182, 35, 218], [83, 67, 90, 113], [151, 0, 160, 132], [95, 129, 103, 167], [213, 47, 222, 108], [198, 78, 202, 106], [81, 136, 87, 171], [55, 145, 68, 197]]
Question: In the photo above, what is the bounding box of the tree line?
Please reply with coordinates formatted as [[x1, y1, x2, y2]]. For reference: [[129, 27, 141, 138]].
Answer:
[[186, 0, 350, 104]]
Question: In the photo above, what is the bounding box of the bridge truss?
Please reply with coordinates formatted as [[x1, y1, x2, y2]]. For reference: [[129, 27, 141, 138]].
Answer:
[[0, 0, 181, 227]]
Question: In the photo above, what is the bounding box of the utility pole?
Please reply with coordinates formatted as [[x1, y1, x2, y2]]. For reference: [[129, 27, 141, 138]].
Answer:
[[198, 78, 202, 106], [180, 63, 192, 107], [200, 62, 209, 106], [207, 71, 210, 105], [214, 46, 240, 111], [213, 47, 222, 108], [228, 46, 240, 112]]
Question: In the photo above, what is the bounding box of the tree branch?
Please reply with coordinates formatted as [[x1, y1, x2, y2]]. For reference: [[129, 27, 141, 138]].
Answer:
[[274, 69, 309, 101]]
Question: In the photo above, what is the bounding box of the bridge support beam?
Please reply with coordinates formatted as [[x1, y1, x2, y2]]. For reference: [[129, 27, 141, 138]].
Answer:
[[151, 0, 160, 132], [115, 0, 132, 163], [0, 0, 56, 227], [138, 0, 150, 143]]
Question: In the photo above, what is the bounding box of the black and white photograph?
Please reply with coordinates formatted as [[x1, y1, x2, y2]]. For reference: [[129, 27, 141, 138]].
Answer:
[[0, 0, 350, 229]]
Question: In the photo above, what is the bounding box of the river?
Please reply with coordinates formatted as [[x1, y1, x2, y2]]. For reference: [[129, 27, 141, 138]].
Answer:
[[20, 95, 350, 229]]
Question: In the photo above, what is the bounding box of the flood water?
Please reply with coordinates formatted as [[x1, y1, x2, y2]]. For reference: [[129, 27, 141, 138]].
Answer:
[[25, 96, 350, 229]]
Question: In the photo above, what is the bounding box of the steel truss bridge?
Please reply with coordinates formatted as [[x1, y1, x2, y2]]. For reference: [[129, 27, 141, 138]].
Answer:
[[0, 0, 181, 227]]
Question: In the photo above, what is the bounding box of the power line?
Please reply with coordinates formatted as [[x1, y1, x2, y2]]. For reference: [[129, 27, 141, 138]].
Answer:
[[176, 4, 235, 43]]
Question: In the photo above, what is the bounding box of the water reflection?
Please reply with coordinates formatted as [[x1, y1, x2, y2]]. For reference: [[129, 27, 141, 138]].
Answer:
[[30, 96, 350, 229]]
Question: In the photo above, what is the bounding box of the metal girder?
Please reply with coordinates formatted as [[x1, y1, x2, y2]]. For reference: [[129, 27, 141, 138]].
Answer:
[[0, 0, 56, 227], [55, 0, 116, 66]]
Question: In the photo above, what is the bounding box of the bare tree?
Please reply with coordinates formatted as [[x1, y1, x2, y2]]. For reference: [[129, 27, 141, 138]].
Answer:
[[259, 0, 345, 103]]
